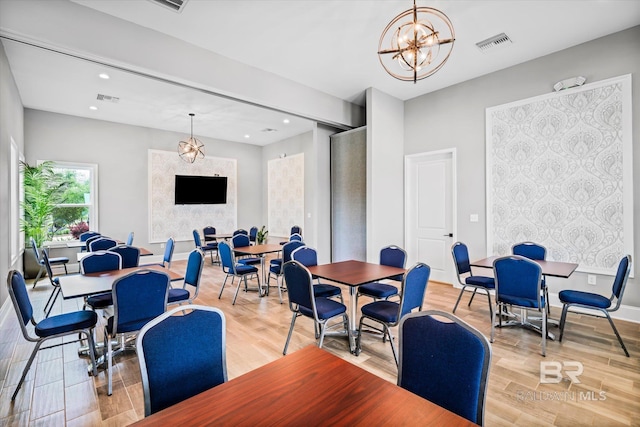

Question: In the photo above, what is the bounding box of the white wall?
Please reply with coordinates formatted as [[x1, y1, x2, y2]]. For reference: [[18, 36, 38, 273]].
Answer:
[[0, 41, 24, 309], [24, 110, 263, 256], [404, 26, 640, 311]]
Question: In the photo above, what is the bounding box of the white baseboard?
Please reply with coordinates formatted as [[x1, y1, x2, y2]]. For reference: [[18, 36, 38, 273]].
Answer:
[[0, 298, 13, 329]]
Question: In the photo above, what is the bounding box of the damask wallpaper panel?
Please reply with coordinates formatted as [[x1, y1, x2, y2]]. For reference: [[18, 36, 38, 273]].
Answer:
[[148, 149, 237, 243], [486, 75, 633, 275], [268, 154, 304, 238]]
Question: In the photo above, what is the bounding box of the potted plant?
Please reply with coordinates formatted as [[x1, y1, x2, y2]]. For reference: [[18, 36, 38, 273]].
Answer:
[[256, 226, 269, 244], [21, 161, 66, 277]]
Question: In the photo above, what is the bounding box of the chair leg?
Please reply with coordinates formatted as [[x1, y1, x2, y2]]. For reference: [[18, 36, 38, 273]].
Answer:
[[541, 308, 547, 357], [232, 276, 243, 305], [452, 285, 468, 313], [11, 341, 43, 400], [490, 302, 498, 343], [355, 317, 365, 356], [317, 321, 327, 348], [85, 329, 98, 377], [604, 311, 630, 357], [277, 275, 283, 304], [485, 290, 493, 322], [387, 325, 399, 366], [218, 274, 229, 299], [283, 312, 298, 355], [558, 304, 569, 341], [33, 265, 45, 288], [467, 288, 478, 306], [106, 331, 113, 396], [44, 287, 61, 318]]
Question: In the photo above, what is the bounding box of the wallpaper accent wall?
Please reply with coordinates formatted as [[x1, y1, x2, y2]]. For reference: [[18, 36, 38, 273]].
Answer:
[[486, 75, 633, 275], [148, 149, 237, 243], [268, 153, 304, 238]]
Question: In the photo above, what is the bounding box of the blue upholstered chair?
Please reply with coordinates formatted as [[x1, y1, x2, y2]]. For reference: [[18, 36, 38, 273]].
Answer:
[[142, 237, 175, 269], [268, 240, 305, 303], [84, 234, 102, 252], [126, 231, 134, 246], [289, 233, 303, 242], [249, 226, 258, 244], [41, 250, 62, 318], [492, 255, 546, 356], [357, 245, 406, 303], [282, 260, 351, 355], [194, 229, 218, 264], [89, 237, 118, 252], [398, 310, 491, 425], [451, 242, 495, 321], [290, 225, 302, 236], [137, 305, 227, 416], [355, 263, 431, 364], [104, 269, 170, 395], [291, 246, 343, 301], [513, 242, 549, 314], [81, 251, 122, 311], [79, 231, 101, 252], [108, 245, 141, 269], [218, 241, 262, 304], [231, 233, 261, 266], [559, 255, 632, 357], [202, 226, 220, 264], [31, 237, 69, 287], [168, 249, 205, 306], [7, 270, 98, 401], [233, 229, 248, 236]]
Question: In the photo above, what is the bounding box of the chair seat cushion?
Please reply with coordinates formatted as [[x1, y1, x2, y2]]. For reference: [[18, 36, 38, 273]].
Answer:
[[35, 310, 98, 337], [270, 258, 283, 267], [559, 290, 611, 309], [238, 257, 261, 266], [498, 294, 545, 308], [299, 298, 346, 320], [313, 283, 341, 298], [269, 264, 282, 274], [40, 256, 69, 265], [106, 315, 154, 335], [466, 275, 495, 288], [86, 292, 113, 309], [358, 282, 398, 299], [235, 264, 259, 275], [168, 288, 190, 303], [202, 243, 218, 251], [361, 300, 400, 323]]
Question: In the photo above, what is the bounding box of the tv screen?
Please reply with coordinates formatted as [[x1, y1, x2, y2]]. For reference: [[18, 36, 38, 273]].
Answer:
[[174, 175, 228, 204]]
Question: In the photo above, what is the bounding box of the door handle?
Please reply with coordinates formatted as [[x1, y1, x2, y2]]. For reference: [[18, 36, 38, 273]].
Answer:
[[443, 233, 453, 237]]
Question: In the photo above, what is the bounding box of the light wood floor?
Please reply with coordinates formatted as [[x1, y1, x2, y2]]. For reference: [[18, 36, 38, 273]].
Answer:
[[1, 257, 639, 426]]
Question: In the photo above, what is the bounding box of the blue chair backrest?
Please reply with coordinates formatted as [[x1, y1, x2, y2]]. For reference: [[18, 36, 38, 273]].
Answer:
[[81, 251, 122, 274], [289, 233, 303, 242], [283, 261, 314, 309], [203, 226, 216, 239], [512, 242, 546, 260], [381, 245, 407, 281], [8, 270, 33, 327], [138, 305, 227, 416], [493, 256, 542, 306], [232, 233, 250, 248], [291, 225, 302, 236], [451, 242, 472, 275], [218, 241, 235, 273], [112, 270, 169, 335], [108, 245, 140, 269], [89, 237, 118, 252], [398, 263, 431, 318], [249, 226, 258, 242], [85, 234, 102, 251], [126, 232, 134, 246], [283, 241, 306, 263], [233, 229, 248, 236], [398, 310, 491, 425], [80, 231, 101, 242], [30, 238, 42, 263], [163, 237, 175, 267], [291, 246, 318, 268], [193, 230, 202, 248], [185, 249, 205, 290], [41, 250, 56, 283], [612, 255, 632, 301]]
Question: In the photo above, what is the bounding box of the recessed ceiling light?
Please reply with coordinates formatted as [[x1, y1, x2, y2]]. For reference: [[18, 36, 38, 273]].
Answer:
[[283, 118, 290, 124], [98, 73, 110, 79], [244, 134, 250, 139], [89, 106, 98, 111]]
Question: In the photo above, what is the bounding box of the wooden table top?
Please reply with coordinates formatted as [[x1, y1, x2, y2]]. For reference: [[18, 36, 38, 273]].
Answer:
[[133, 346, 475, 426], [306, 260, 406, 287], [204, 233, 234, 240], [233, 244, 283, 256], [471, 256, 579, 278], [59, 265, 183, 300]]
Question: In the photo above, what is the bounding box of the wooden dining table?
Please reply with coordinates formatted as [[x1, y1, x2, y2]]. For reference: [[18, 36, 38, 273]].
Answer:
[[59, 264, 184, 300], [76, 246, 153, 262], [132, 345, 475, 426], [306, 260, 406, 334], [470, 255, 579, 278]]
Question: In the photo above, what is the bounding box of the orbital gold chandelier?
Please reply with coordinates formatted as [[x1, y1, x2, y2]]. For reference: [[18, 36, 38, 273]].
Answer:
[[178, 113, 205, 163], [378, 0, 455, 83]]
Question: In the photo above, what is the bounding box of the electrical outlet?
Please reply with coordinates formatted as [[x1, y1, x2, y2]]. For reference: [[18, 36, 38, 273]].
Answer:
[[587, 275, 596, 285], [160, 243, 165, 249], [470, 214, 479, 223]]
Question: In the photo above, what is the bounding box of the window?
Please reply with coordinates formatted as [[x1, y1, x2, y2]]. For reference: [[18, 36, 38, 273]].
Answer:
[[50, 162, 98, 241]]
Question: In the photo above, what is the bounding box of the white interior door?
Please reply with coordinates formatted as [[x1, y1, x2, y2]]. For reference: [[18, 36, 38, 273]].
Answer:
[[405, 150, 456, 283]]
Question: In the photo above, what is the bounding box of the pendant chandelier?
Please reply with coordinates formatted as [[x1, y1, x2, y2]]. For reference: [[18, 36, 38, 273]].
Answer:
[[178, 113, 205, 163], [378, 0, 455, 83]]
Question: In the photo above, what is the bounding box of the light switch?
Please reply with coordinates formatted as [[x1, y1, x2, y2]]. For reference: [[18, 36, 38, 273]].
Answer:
[[470, 214, 479, 223], [307, 212, 311, 218]]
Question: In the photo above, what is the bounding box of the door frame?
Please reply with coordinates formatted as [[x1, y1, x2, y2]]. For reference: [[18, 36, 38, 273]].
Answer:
[[404, 148, 458, 284]]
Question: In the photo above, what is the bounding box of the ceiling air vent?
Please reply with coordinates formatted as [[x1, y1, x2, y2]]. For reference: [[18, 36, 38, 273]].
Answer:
[[148, 0, 189, 13], [261, 128, 278, 133], [96, 94, 120, 103], [476, 33, 512, 52]]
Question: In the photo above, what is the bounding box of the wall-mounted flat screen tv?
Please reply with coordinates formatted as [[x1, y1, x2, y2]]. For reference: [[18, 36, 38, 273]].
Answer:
[[174, 175, 228, 204]]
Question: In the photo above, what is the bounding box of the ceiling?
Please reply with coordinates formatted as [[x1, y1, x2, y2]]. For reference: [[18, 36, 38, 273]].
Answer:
[[2, 0, 640, 145]]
